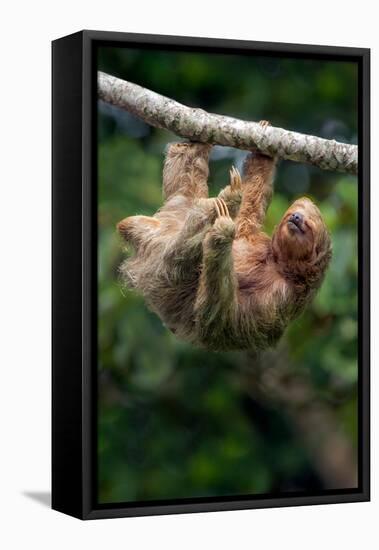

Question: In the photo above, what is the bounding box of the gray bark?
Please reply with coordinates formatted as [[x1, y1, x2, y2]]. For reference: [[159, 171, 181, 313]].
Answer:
[[98, 71, 358, 175]]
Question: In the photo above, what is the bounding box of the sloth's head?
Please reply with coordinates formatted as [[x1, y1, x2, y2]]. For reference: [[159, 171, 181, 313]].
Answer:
[[272, 197, 332, 279]]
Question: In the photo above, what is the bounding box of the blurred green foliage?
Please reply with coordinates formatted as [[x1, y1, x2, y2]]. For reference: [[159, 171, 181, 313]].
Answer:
[[97, 46, 358, 504]]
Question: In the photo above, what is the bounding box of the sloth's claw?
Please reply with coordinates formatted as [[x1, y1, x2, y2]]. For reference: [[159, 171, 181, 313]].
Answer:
[[214, 197, 231, 219], [229, 166, 242, 192]]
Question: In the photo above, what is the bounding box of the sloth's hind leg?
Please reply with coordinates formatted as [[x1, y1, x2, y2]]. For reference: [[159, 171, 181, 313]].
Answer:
[[163, 142, 211, 201], [117, 215, 160, 250]]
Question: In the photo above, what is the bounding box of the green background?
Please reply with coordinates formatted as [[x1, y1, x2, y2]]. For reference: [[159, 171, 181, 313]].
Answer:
[[97, 46, 358, 504]]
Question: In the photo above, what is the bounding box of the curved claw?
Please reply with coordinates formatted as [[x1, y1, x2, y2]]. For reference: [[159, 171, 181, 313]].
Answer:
[[214, 197, 231, 219], [259, 120, 271, 129], [229, 166, 242, 192]]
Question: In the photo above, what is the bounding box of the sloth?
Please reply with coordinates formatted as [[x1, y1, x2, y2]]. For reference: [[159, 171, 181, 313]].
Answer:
[[117, 125, 332, 352]]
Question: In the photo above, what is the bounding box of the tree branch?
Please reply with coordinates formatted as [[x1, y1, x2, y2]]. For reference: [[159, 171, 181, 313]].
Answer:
[[98, 71, 358, 175]]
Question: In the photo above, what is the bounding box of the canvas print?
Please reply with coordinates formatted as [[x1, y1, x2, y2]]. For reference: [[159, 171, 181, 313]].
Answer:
[[96, 45, 358, 505]]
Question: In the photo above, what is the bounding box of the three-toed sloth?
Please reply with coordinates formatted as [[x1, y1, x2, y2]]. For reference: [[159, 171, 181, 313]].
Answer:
[[118, 131, 332, 352]]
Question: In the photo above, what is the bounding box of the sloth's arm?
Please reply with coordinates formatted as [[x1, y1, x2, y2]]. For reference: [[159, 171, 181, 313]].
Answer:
[[235, 152, 276, 237], [194, 203, 238, 339], [164, 197, 227, 264]]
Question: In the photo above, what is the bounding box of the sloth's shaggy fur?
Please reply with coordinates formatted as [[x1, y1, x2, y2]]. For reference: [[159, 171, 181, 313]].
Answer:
[[117, 140, 332, 352]]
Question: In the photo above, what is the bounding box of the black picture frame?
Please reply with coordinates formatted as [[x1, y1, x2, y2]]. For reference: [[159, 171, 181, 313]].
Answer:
[[52, 30, 370, 520]]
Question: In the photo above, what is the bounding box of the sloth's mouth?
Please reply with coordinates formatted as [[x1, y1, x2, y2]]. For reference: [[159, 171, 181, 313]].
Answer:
[[287, 219, 305, 234]]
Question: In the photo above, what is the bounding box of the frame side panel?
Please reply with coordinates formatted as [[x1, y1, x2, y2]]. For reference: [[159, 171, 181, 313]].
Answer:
[[52, 32, 84, 519], [361, 49, 370, 499]]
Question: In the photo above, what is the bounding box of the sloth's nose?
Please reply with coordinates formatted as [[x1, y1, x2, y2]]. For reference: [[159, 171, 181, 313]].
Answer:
[[290, 212, 304, 225]]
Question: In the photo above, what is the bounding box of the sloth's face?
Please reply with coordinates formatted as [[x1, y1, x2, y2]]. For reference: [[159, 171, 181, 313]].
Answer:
[[272, 197, 331, 264]]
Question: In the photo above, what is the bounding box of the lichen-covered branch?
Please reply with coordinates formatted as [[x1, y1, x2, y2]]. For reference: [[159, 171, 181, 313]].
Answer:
[[98, 71, 358, 175]]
